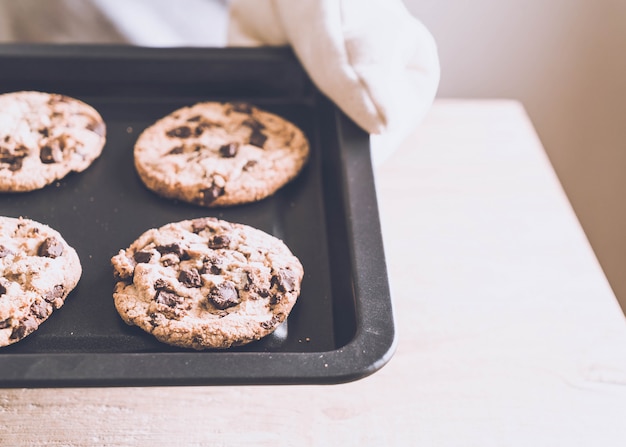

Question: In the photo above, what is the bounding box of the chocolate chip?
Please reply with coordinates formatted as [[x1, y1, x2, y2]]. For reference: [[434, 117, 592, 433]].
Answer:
[[166, 126, 192, 138], [243, 160, 257, 171], [269, 294, 281, 305], [154, 289, 183, 307], [133, 250, 152, 264], [230, 102, 254, 114], [37, 237, 64, 258], [261, 315, 281, 330], [156, 243, 184, 257], [48, 94, 69, 105], [43, 285, 64, 303], [271, 269, 297, 293], [154, 278, 169, 290], [200, 256, 222, 275], [7, 157, 23, 171], [179, 268, 202, 288], [86, 120, 106, 137], [0, 283, 6, 296], [40, 145, 62, 164], [160, 255, 179, 267], [191, 217, 215, 233], [200, 183, 225, 204], [10, 317, 38, 340], [0, 149, 26, 172], [207, 281, 240, 309], [208, 234, 230, 249], [258, 288, 270, 298], [167, 146, 184, 155], [243, 271, 254, 291], [31, 301, 50, 319], [0, 244, 11, 258], [196, 121, 216, 133], [242, 118, 265, 131], [248, 128, 267, 148], [0, 318, 10, 329], [219, 143, 239, 158], [38, 128, 50, 137]]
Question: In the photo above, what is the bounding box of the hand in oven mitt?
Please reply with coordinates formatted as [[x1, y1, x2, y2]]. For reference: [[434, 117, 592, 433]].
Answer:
[[227, 0, 441, 166]]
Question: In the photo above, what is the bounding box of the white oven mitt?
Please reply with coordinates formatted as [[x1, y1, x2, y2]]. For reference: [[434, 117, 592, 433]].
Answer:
[[228, 0, 440, 166]]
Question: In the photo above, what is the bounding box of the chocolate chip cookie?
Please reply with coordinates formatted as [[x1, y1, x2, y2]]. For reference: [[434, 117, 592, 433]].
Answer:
[[0, 91, 105, 192], [111, 217, 304, 349], [133, 101, 309, 207], [0, 216, 82, 347]]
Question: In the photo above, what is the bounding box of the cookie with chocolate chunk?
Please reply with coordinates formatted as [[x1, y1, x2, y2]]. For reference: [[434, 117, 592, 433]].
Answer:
[[111, 217, 303, 349], [0, 216, 82, 347], [0, 91, 106, 192], [133, 101, 309, 207]]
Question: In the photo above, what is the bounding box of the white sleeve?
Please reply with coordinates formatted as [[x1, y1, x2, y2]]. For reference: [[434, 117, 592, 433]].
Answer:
[[228, 0, 440, 165]]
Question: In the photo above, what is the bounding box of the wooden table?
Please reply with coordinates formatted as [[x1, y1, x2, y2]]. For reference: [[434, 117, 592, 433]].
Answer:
[[2, 100, 625, 446]]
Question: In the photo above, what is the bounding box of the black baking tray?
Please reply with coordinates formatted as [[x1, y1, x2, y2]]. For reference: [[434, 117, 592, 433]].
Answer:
[[0, 45, 395, 387]]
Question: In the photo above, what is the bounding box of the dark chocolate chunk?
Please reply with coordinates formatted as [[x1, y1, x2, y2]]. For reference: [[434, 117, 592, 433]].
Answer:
[[0, 149, 26, 171], [219, 143, 239, 158], [261, 315, 281, 330], [48, 94, 69, 105], [248, 128, 267, 148], [243, 160, 258, 171], [179, 268, 202, 288], [43, 284, 65, 303], [200, 183, 225, 204], [243, 271, 254, 291], [207, 281, 240, 310], [166, 126, 192, 138], [0, 283, 6, 296], [191, 217, 215, 233], [86, 120, 106, 137], [258, 288, 270, 298], [154, 289, 183, 307], [200, 256, 222, 275], [167, 146, 184, 155], [133, 250, 153, 264], [230, 102, 254, 114], [0, 318, 10, 329], [160, 255, 179, 267], [271, 269, 297, 293], [39, 145, 62, 164], [155, 243, 184, 258], [270, 294, 281, 305], [31, 301, 50, 319], [195, 121, 216, 133], [37, 237, 64, 258], [0, 244, 11, 258], [7, 157, 23, 171], [242, 117, 265, 131], [38, 128, 50, 137], [208, 234, 230, 249], [154, 278, 169, 290], [10, 317, 38, 340]]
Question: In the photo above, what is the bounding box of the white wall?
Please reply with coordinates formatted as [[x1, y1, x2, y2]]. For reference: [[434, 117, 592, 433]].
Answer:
[[404, 0, 626, 313]]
